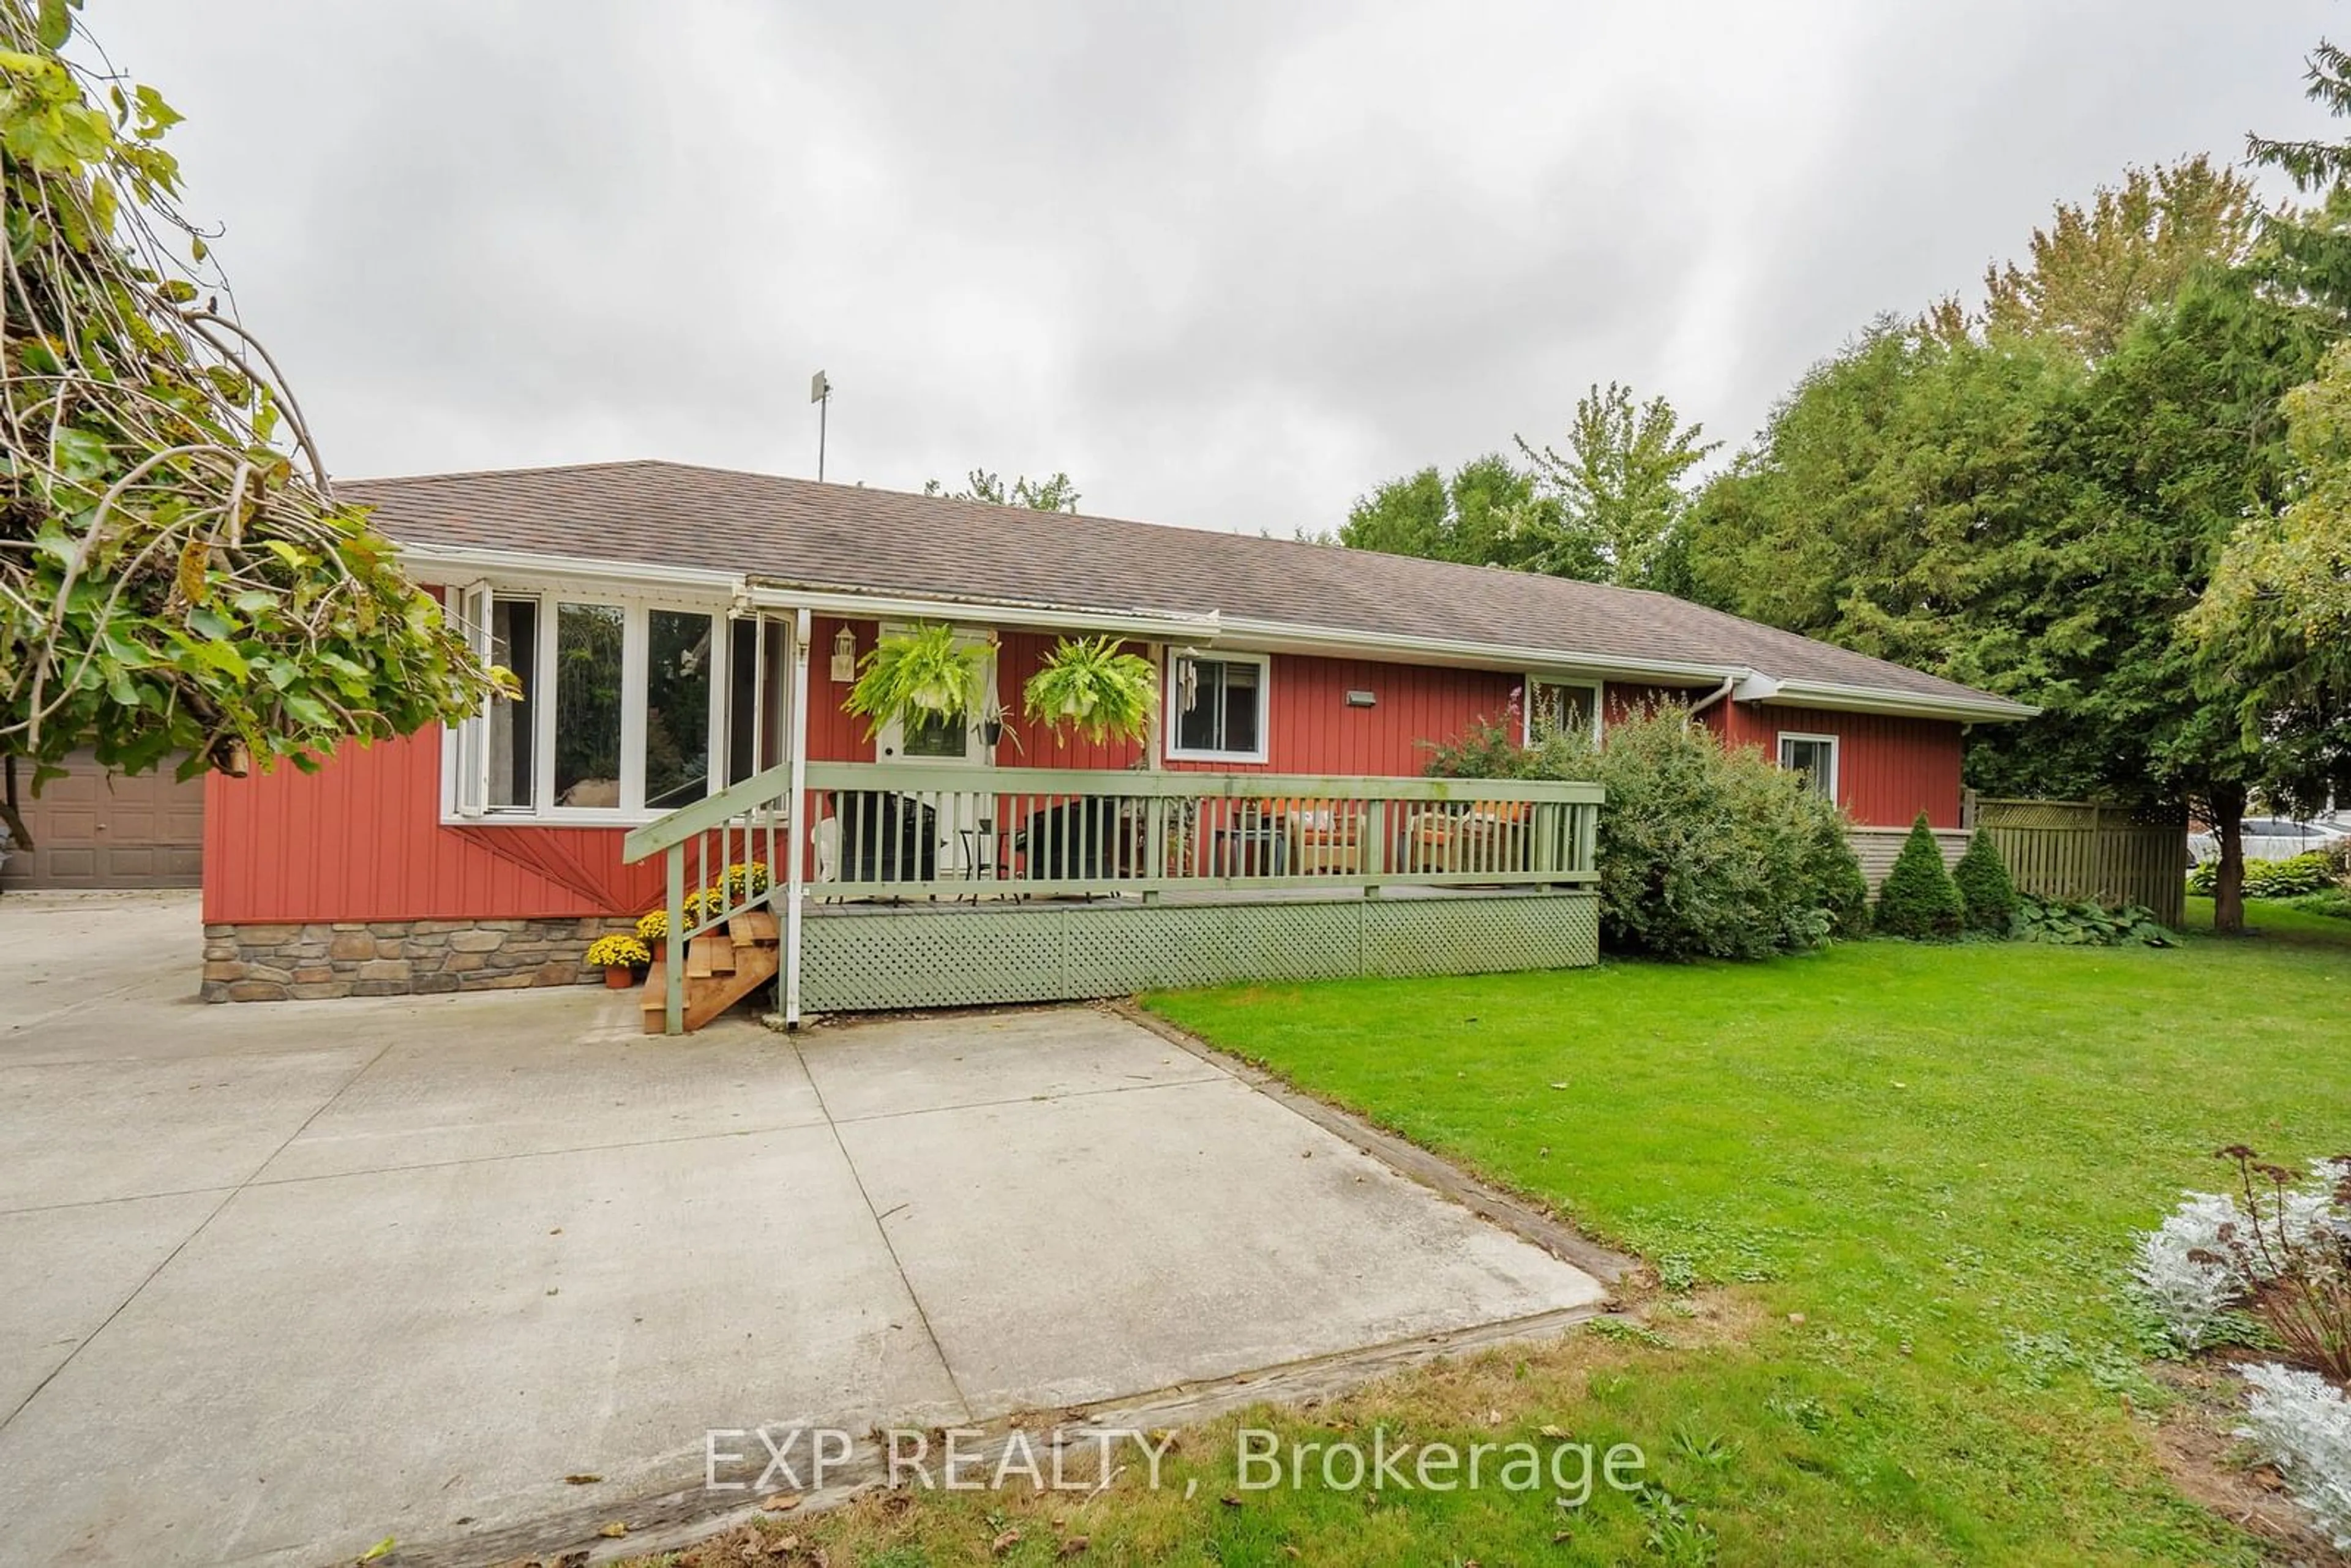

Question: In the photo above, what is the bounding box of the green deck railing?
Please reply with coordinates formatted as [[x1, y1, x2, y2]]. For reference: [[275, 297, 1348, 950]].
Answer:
[[624, 761, 1603, 1032]]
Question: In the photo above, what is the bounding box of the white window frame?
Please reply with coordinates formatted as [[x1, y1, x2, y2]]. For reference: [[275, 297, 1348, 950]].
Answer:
[[873, 623, 994, 765], [1164, 649, 1272, 765], [442, 585, 733, 827], [1777, 731, 1840, 800], [1523, 675, 1603, 746]]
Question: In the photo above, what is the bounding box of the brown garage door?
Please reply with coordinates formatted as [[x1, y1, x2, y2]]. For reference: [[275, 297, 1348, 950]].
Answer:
[[2, 752, 204, 890]]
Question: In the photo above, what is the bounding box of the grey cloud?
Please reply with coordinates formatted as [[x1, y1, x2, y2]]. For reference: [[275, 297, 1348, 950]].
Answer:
[[92, 0, 2345, 536]]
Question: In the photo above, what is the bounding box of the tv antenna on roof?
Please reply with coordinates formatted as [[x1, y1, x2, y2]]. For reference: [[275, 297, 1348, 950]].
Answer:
[[810, 370, 833, 482]]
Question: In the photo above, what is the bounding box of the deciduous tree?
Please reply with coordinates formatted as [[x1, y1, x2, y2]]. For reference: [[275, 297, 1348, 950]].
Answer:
[[1338, 453, 1544, 569], [1514, 382, 1717, 590], [1966, 157, 2260, 358], [923, 469, 1081, 512], [0, 0, 501, 850]]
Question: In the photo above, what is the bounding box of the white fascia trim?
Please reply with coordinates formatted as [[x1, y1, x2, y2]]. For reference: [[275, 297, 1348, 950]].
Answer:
[[399, 542, 744, 598], [746, 581, 1220, 642], [1735, 673, 2038, 723], [1210, 615, 1752, 686]]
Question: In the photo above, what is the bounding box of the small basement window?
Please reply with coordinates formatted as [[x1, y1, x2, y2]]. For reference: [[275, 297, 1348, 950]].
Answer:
[[1168, 652, 1270, 763], [1777, 732, 1839, 799]]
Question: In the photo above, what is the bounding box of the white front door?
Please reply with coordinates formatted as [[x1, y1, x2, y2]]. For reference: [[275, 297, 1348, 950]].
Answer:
[[874, 628, 994, 877]]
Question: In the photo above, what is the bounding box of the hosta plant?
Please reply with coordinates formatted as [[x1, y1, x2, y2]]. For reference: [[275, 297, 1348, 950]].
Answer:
[[2188, 852, 2338, 899], [2009, 895, 2172, 947], [845, 622, 987, 737], [1023, 636, 1157, 745]]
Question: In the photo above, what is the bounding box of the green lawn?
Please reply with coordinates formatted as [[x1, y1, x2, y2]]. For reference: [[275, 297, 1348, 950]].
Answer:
[[652, 900, 2349, 1566]]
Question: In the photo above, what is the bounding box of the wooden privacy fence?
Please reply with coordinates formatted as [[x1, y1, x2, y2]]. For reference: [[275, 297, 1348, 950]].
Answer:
[[1973, 798, 2189, 926]]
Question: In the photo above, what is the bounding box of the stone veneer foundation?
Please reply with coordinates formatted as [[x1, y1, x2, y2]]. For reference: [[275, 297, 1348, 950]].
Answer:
[[201, 917, 637, 1002]]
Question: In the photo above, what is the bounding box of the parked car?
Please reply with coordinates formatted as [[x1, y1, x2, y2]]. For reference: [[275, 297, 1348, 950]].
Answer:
[[2188, 816, 2351, 864]]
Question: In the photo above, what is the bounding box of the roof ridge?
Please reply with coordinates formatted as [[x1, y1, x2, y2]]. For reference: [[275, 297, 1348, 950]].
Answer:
[[343, 457, 670, 487]]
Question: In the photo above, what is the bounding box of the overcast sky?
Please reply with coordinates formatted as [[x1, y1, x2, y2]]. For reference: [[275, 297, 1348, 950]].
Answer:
[[88, 1, 2344, 536]]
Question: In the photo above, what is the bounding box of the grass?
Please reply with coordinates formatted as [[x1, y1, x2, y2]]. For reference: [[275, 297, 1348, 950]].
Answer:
[[636, 898, 2349, 1567]]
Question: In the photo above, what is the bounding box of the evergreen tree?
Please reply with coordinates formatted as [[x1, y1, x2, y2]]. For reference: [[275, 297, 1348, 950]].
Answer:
[[1950, 832, 2019, 934], [1875, 814, 1965, 939]]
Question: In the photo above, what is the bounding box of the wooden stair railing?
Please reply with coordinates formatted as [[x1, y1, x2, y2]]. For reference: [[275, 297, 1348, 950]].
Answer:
[[637, 909, 781, 1034]]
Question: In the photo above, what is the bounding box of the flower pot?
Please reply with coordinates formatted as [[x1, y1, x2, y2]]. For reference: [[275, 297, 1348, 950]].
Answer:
[[982, 719, 1005, 747], [649, 937, 666, 965], [604, 965, 635, 989]]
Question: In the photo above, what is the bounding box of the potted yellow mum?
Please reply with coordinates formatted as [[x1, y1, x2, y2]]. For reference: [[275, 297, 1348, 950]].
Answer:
[[585, 933, 650, 988]]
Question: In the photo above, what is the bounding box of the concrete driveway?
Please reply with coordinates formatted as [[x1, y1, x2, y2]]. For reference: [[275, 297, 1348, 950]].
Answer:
[[1, 892, 1607, 1567]]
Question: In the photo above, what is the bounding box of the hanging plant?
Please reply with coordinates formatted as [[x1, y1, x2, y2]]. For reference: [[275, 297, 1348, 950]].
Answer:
[[844, 622, 988, 738], [1023, 637, 1158, 745]]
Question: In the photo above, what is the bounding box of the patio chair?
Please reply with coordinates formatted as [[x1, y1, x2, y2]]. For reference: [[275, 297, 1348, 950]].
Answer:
[[1288, 806, 1364, 876]]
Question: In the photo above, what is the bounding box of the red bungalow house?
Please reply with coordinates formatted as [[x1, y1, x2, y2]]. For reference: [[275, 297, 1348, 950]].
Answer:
[[201, 461, 2030, 1028]]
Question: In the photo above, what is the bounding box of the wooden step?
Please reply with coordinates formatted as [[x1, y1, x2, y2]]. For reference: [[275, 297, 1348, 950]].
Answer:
[[728, 908, 779, 945], [684, 932, 736, 978], [639, 943, 781, 1033]]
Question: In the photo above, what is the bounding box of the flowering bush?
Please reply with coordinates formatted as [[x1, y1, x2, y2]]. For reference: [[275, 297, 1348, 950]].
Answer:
[[585, 934, 650, 970], [636, 907, 667, 943], [2238, 1362, 2351, 1549]]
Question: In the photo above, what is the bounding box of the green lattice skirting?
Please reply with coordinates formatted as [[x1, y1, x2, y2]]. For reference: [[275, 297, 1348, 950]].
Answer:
[[798, 891, 1600, 1012]]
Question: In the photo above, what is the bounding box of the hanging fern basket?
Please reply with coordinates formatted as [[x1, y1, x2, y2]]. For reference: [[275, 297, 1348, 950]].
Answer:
[[1022, 637, 1158, 746], [844, 623, 989, 738]]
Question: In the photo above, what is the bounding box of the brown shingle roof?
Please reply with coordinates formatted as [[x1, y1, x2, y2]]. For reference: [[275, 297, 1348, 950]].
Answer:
[[345, 459, 2014, 710]]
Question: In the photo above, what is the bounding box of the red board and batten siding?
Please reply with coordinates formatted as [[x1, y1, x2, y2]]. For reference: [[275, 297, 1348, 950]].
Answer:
[[202, 729, 665, 923], [205, 643, 1532, 924], [203, 636, 1968, 924], [1712, 702, 1963, 829]]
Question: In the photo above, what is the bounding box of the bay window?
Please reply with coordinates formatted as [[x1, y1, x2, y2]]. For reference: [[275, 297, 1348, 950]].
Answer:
[[450, 589, 727, 820]]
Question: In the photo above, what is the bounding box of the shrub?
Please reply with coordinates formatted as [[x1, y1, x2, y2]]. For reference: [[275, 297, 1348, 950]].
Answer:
[[2131, 1149, 2351, 1379], [1950, 831, 2017, 934], [2189, 850, 2339, 899], [1807, 818, 1873, 940], [2252, 852, 2341, 898], [2209, 1147, 2351, 1382], [1430, 705, 1862, 960], [1875, 814, 1964, 939], [2287, 888, 2351, 921], [2009, 895, 2172, 947], [2131, 1191, 2248, 1352], [2237, 1362, 2351, 1550]]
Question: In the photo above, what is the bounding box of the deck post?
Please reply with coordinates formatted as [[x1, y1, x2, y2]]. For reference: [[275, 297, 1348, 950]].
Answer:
[[782, 607, 812, 1027], [664, 848, 685, 1035]]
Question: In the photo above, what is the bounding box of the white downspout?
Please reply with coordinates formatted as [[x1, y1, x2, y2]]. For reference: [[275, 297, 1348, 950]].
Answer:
[[783, 607, 812, 1029], [1686, 675, 1738, 724]]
